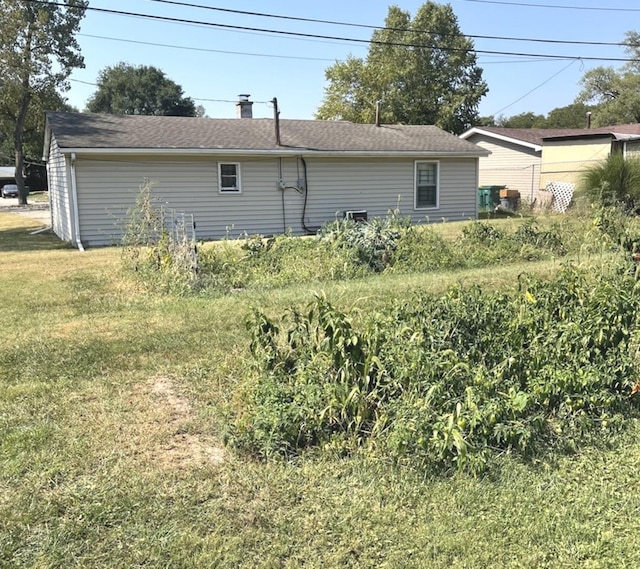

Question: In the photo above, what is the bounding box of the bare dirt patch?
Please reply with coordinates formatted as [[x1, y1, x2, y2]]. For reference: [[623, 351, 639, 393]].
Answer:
[[125, 375, 225, 471]]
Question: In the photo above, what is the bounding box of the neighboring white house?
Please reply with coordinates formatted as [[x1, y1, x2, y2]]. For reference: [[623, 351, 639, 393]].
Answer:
[[44, 108, 488, 249], [459, 127, 558, 202]]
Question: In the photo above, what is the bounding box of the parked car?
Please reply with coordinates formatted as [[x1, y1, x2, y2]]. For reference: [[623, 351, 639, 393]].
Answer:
[[1, 184, 18, 198]]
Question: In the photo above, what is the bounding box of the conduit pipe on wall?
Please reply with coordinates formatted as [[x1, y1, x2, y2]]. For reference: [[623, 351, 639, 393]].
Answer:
[[299, 156, 321, 235], [70, 152, 85, 251]]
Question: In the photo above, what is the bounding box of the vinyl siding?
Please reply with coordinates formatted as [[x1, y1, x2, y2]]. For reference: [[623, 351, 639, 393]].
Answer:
[[541, 137, 611, 188], [46, 135, 73, 243], [303, 157, 477, 225], [465, 133, 541, 200], [72, 154, 478, 247], [626, 140, 640, 158]]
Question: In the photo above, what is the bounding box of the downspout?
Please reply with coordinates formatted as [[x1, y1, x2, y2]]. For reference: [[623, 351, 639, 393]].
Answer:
[[279, 157, 286, 233], [47, 161, 54, 229], [42, 124, 54, 230], [43, 151, 54, 230], [69, 152, 85, 251], [531, 163, 535, 203]]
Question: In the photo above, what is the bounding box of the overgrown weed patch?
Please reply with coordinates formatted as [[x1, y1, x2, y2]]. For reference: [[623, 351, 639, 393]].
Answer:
[[6, 207, 640, 565], [121, 183, 591, 295], [229, 258, 640, 474]]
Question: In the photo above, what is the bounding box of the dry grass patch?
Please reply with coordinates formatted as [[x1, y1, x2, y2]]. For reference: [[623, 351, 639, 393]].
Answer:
[[122, 375, 225, 472]]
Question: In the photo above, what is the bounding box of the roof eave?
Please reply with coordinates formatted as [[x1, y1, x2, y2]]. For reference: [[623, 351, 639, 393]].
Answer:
[[56, 147, 489, 158], [542, 132, 615, 142], [460, 127, 542, 152]]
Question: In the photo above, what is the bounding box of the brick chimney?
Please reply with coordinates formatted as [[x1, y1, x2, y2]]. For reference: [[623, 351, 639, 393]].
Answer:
[[236, 94, 253, 119]]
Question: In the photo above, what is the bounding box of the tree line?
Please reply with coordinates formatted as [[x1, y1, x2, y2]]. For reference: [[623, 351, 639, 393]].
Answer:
[[1, 1, 639, 204]]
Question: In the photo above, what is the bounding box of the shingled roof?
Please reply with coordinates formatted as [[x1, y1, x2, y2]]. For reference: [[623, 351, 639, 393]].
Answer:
[[541, 124, 640, 141], [45, 112, 488, 156], [467, 127, 568, 148], [462, 124, 640, 148]]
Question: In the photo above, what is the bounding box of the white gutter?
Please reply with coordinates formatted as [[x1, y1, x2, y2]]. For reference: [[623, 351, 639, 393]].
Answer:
[[69, 152, 84, 252], [58, 148, 490, 158]]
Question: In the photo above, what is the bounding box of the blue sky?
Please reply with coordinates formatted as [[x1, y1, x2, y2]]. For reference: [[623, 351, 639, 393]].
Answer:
[[65, 0, 636, 123]]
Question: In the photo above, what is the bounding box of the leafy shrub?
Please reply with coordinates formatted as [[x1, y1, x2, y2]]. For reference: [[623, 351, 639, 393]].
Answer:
[[461, 221, 505, 244], [198, 232, 367, 292], [318, 210, 412, 272], [591, 205, 640, 254], [227, 260, 640, 474], [511, 218, 566, 255], [391, 225, 463, 272]]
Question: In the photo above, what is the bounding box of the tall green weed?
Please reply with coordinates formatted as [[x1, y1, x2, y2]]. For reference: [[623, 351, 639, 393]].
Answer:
[[121, 179, 198, 294], [228, 259, 640, 474]]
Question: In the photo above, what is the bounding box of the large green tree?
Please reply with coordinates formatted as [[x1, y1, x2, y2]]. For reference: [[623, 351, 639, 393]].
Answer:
[[496, 112, 546, 129], [543, 102, 597, 129], [479, 102, 598, 130], [0, 0, 86, 204], [316, 2, 487, 134], [86, 63, 197, 117], [0, 85, 75, 167], [577, 31, 640, 126]]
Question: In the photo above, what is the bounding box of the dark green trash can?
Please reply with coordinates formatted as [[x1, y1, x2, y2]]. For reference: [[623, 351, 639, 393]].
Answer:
[[477, 185, 506, 212]]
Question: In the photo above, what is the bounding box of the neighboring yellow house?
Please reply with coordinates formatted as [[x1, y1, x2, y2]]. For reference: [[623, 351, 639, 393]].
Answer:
[[627, 139, 640, 158], [461, 125, 640, 201], [540, 125, 640, 188]]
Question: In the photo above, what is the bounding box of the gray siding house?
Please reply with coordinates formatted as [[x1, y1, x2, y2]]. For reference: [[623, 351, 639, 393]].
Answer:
[[44, 110, 488, 249]]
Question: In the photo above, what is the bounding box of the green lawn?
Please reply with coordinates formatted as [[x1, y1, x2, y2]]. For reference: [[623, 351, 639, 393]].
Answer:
[[2, 212, 640, 567]]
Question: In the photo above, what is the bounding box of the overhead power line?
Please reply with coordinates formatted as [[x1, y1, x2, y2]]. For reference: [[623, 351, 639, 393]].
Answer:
[[25, 0, 638, 62], [77, 33, 339, 62], [458, 0, 640, 12], [491, 59, 579, 115], [143, 0, 627, 48], [67, 77, 270, 105], [78, 32, 575, 66]]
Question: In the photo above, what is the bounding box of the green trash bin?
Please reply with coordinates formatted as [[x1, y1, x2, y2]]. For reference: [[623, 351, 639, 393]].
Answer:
[[477, 185, 506, 212]]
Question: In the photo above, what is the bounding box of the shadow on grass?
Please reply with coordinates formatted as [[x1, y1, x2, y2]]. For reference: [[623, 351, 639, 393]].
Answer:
[[478, 209, 523, 220], [0, 225, 73, 252]]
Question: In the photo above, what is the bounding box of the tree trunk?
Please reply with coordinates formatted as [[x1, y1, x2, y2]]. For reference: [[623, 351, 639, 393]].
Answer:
[[14, 20, 34, 206], [13, 90, 30, 206]]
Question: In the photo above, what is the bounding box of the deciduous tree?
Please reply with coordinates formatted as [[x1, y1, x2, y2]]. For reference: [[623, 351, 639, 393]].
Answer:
[[0, 0, 86, 204], [0, 85, 74, 167], [496, 112, 546, 129], [577, 31, 640, 126], [316, 2, 487, 134], [543, 102, 596, 129], [86, 63, 197, 117]]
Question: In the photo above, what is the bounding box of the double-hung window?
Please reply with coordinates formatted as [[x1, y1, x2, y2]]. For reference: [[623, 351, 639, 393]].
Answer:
[[414, 161, 439, 209], [218, 162, 241, 193]]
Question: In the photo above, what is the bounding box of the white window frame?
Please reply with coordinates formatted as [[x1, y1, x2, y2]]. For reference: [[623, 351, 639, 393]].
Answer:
[[218, 162, 242, 193], [414, 160, 440, 210]]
